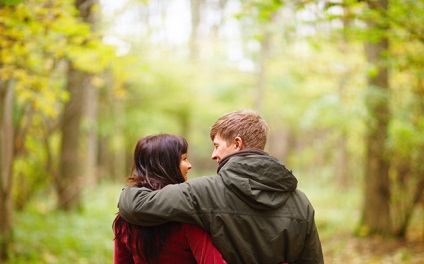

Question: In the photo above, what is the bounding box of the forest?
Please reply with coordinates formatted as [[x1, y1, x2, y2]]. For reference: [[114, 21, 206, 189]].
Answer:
[[0, 0, 423, 263]]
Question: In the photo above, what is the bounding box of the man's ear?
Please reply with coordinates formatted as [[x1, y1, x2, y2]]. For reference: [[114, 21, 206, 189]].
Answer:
[[234, 137, 244, 150]]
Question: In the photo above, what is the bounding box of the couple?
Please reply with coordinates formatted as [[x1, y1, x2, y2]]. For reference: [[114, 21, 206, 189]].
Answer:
[[114, 109, 324, 264]]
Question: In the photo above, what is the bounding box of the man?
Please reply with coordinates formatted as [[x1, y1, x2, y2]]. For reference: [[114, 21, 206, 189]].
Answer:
[[118, 109, 324, 263]]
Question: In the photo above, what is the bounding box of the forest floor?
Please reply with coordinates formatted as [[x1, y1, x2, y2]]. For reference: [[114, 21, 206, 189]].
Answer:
[[302, 179, 424, 264], [323, 234, 424, 263]]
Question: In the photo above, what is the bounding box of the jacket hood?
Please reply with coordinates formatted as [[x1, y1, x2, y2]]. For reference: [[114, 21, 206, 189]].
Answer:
[[218, 149, 298, 210]]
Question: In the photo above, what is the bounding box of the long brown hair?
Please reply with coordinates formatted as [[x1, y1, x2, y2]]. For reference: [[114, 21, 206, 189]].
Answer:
[[113, 134, 188, 263]]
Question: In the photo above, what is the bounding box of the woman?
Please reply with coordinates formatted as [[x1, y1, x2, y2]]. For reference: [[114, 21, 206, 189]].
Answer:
[[113, 134, 226, 264]]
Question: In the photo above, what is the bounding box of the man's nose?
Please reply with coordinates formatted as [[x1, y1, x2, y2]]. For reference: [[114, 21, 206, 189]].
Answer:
[[211, 150, 217, 160]]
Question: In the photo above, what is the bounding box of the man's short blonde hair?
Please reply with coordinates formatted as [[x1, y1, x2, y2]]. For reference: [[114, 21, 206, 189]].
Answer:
[[210, 109, 269, 150]]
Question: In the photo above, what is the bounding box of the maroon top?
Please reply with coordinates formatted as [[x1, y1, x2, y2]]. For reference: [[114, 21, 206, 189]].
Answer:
[[114, 221, 227, 264]]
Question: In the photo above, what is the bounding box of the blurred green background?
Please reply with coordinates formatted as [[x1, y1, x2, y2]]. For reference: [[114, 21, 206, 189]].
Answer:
[[1, 0, 423, 263]]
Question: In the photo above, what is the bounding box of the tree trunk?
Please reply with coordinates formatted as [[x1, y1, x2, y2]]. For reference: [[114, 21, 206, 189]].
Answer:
[[0, 80, 14, 260], [395, 69, 424, 237], [396, 179, 424, 237], [77, 0, 99, 186], [334, 134, 350, 188], [267, 128, 291, 162], [58, 66, 88, 210], [112, 97, 126, 182], [361, 0, 392, 236], [85, 80, 98, 186], [210, 0, 228, 41], [334, 5, 353, 189], [57, 0, 98, 210], [189, 0, 203, 62], [254, 31, 271, 114], [97, 74, 126, 182]]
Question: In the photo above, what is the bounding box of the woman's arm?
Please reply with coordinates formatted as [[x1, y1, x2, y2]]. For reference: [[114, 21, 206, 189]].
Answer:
[[183, 224, 227, 264]]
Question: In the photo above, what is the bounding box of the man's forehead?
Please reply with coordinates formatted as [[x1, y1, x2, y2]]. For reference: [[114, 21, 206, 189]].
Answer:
[[213, 134, 225, 143]]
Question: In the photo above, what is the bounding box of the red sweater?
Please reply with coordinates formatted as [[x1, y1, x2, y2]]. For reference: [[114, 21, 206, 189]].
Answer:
[[114, 221, 227, 264]]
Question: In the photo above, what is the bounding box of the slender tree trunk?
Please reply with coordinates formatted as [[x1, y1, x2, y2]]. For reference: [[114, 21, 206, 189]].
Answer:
[[0, 80, 14, 260], [334, 134, 350, 188], [267, 128, 291, 162], [189, 0, 203, 62], [210, 0, 227, 40], [255, 31, 271, 114], [78, 0, 99, 186], [334, 5, 353, 189], [85, 80, 98, 186], [58, 66, 89, 210], [112, 97, 126, 181], [361, 0, 392, 236], [255, 12, 276, 114], [97, 73, 125, 182], [334, 69, 351, 188], [57, 0, 98, 210]]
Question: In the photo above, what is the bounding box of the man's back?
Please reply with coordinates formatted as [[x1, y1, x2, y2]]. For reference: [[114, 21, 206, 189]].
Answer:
[[119, 151, 323, 263]]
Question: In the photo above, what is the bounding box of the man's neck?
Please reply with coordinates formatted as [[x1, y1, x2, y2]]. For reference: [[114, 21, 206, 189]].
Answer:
[[217, 148, 268, 172]]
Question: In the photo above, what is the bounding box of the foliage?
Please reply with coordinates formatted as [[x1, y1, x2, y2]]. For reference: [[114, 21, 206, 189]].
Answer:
[[237, 0, 283, 22], [1, 0, 424, 260], [0, 0, 22, 6], [7, 183, 118, 263], [1, 0, 118, 209]]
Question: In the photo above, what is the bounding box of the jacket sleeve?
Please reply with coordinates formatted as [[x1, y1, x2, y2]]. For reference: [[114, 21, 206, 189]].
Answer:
[[295, 211, 324, 264], [183, 224, 227, 264], [118, 179, 211, 230]]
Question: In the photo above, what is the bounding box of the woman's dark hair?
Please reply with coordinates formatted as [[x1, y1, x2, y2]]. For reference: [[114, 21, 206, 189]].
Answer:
[[113, 134, 188, 263]]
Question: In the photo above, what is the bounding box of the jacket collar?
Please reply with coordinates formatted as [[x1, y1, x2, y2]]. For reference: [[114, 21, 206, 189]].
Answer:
[[217, 148, 269, 173]]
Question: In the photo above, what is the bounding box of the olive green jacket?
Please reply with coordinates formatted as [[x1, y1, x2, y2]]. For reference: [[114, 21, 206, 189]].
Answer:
[[118, 149, 323, 264]]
